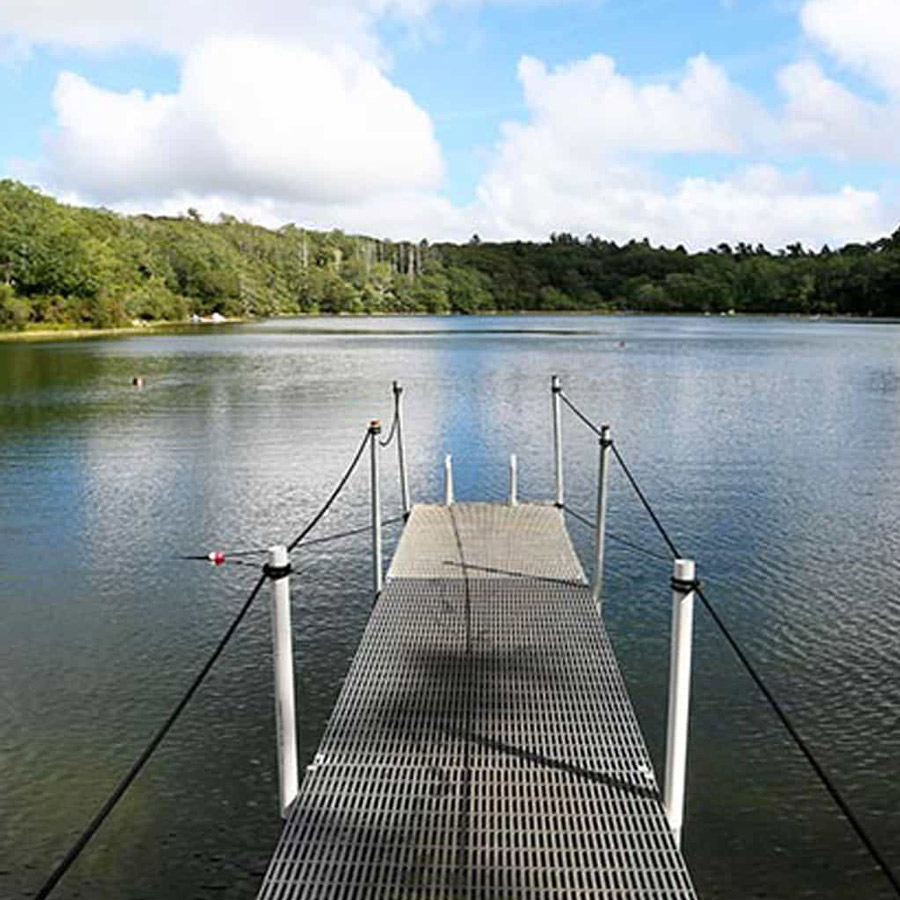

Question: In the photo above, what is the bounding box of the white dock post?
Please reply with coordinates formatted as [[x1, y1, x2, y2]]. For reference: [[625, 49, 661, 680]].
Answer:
[[509, 453, 518, 506], [444, 454, 454, 505], [591, 424, 611, 608], [664, 558, 697, 849], [369, 420, 383, 596], [551, 375, 564, 506], [393, 381, 411, 518], [267, 544, 298, 819]]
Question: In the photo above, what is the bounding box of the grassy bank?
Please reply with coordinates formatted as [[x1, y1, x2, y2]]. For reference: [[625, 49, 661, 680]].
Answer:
[[0, 319, 246, 343]]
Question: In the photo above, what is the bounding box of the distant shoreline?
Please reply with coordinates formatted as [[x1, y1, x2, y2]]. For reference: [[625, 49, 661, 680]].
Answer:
[[2, 310, 895, 343]]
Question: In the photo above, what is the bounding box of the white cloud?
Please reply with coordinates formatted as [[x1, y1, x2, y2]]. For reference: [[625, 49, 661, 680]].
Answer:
[[476, 154, 889, 249], [516, 52, 767, 156], [41, 37, 443, 206], [769, 2, 900, 163], [472, 54, 894, 248], [7, 0, 900, 249], [777, 59, 900, 161], [801, 0, 900, 96], [0, 0, 433, 57]]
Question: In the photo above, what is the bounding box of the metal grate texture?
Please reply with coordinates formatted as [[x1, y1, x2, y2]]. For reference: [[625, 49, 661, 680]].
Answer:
[[258, 504, 696, 900], [388, 503, 586, 584]]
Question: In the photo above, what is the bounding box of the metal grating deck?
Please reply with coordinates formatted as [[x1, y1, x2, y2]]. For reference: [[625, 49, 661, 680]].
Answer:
[[387, 503, 586, 583], [257, 503, 697, 899]]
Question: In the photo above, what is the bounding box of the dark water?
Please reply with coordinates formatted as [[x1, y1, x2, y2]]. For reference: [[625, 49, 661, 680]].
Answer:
[[2, 315, 899, 900]]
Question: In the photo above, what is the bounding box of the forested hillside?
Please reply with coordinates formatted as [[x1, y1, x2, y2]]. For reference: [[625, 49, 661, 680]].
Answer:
[[2, 179, 900, 329]]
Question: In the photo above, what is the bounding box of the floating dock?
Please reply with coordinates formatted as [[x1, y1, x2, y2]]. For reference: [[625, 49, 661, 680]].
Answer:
[[258, 502, 697, 899]]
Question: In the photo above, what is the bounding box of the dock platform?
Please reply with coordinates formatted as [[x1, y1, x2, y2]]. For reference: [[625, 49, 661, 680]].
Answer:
[[258, 502, 697, 899]]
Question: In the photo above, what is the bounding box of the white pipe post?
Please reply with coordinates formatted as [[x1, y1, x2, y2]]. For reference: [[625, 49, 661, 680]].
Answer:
[[664, 558, 697, 849], [444, 454, 454, 505], [267, 545, 298, 819], [551, 375, 564, 507], [393, 381, 411, 518], [369, 420, 383, 596], [509, 453, 518, 506], [591, 424, 611, 608]]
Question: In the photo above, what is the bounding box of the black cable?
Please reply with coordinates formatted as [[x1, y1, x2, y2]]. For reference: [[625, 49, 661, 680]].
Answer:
[[695, 585, 900, 897], [556, 388, 678, 558], [562, 505, 672, 562], [183, 432, 378, 561], [558, 393, 900, 893], [557, 387, 677, 556], [379, 392, 400, 448], [608, 442, 680, 559], [38, 422, 401, 898], [286, 429, 372, 552], [562, 505, 595, 530], [558, 390, 602, 437], [34, 571, 269, 900], [180, 516, 405, 563], [292, 515, 404, 550]]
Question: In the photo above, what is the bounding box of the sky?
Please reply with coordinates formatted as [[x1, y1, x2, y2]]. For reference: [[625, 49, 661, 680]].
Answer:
[[1, 0, 899, 249]]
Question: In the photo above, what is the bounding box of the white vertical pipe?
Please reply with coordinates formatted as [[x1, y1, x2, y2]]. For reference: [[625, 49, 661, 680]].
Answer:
[[551, 375, 564, 506], [591, 424, 611, 608], [393, 381, 411, 518], [444, 454, 454, 505], [267, 544, 298, 819], [369, 421, 383, 595], [509, 453, 518, 506], [664, 557, 697, 849]]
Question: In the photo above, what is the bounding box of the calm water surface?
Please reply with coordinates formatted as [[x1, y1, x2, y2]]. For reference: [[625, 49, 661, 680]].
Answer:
[[1, 315, 899, 899]]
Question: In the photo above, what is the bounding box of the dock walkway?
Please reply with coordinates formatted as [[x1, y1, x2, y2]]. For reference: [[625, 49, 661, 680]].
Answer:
[[258, 502, 697, 899]]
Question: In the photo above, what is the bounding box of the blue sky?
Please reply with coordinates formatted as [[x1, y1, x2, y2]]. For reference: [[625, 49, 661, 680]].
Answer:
[[1, 0, 899, 248]]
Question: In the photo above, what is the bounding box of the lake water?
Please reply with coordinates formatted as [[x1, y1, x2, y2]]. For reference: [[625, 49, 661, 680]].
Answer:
[[2, 315, 899, 899]]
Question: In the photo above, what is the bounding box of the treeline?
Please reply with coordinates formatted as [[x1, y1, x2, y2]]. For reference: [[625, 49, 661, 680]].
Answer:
[[2, 179, 900, 330]]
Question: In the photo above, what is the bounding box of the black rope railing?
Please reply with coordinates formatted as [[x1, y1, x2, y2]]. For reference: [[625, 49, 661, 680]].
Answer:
[[33, 572, 269, 900], [379, 390, 400, 448], [559, 390, 602, 437], [178, 516, 407, 567], [34, 424, 388, 899], [557, 387, 900, 898], [293, 515, 404, 550], [694, 581, 900, 896], [562, 505, 672, 563], [608, 442, 680, 559], [287, 429, 372, 552]]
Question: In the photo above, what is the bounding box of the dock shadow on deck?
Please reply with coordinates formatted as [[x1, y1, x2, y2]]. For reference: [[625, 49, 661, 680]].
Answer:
[[258, 503, 697, 899]]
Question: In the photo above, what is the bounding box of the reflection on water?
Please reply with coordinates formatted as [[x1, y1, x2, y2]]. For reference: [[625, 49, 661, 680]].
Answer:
[[2, 315, 900, 899]]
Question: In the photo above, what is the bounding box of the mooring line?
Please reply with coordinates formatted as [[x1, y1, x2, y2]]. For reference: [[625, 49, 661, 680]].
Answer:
[[562, 505, 673, 563], [36, 425, 389, 899], [33, 572, 269, 900], [557, 386, 900, 898], [285, 428, 372, 552]]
